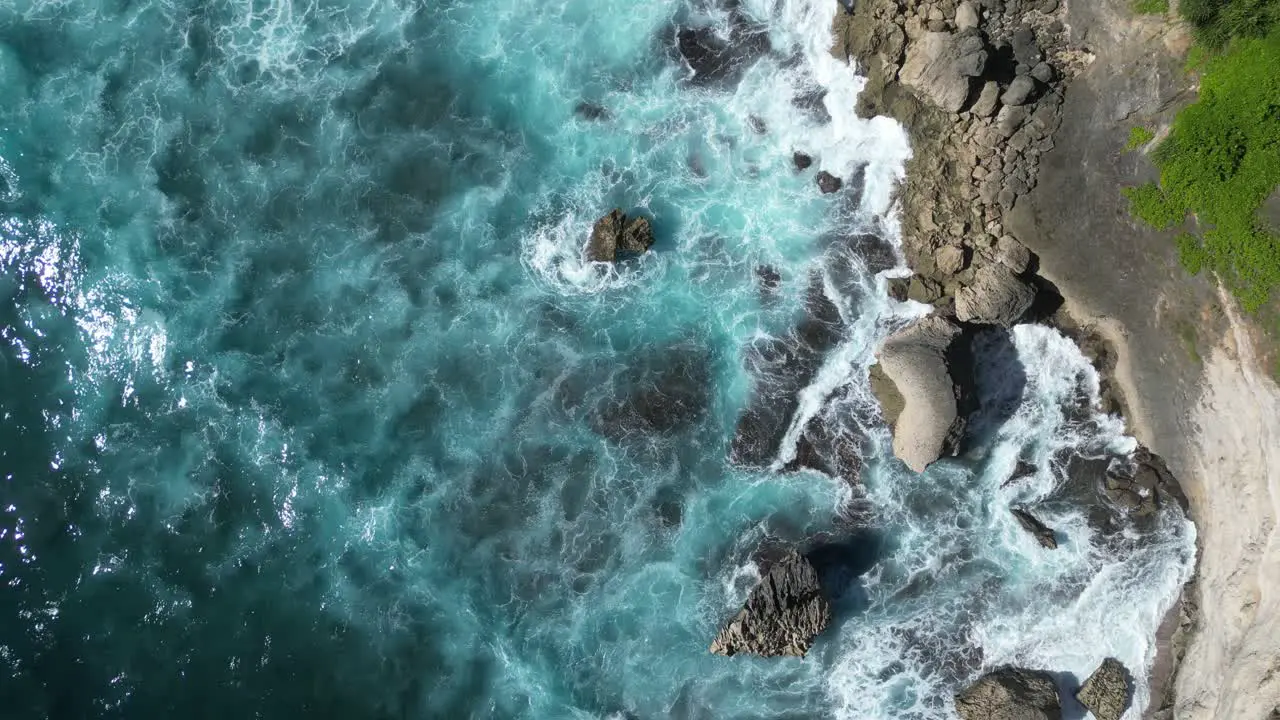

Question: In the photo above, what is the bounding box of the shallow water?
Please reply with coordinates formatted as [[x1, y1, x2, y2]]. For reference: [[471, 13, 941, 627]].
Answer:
[[0, 0, 1194, 717]]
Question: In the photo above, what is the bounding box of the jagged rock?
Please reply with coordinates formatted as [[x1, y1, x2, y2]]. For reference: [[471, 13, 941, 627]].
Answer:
[[586, 209, 654, 262], [1012, 508, 1058, 549], [973, 80, 1001, 118], [817, 170, 843, 194], [955, 1, 980, 31], [747, 115, 767, 134], [709, 551, 830, 657], [908, 275, 945, 303], [869, 362, 906, 426], [888, 276, 911, 301], [1002, 75, 1037, 106], [900, 31, 975, 113], [937, 244, 968, 275], [793, 152, 813, 171], [955, 265, 1036, 326], [956, 667, 1062, 720], [874, 315, 962, 472], [1076, 658, 1130, 720], [997, 235, 1033, 274]]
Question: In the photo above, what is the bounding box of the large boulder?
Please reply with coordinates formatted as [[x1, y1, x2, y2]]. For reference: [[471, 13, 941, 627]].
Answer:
[[955, 265, 1037, 326], [1076, 658, 1130, 720], [586, 209, 654, 262], [955, 667, 1062, 720], [874, 315, 962, 473], [709, 551, 830, 657], [899, 31, 983, 113]]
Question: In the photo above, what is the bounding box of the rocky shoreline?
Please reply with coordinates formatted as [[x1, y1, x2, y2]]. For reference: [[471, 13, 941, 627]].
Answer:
[[825, 0, 1203, 715]]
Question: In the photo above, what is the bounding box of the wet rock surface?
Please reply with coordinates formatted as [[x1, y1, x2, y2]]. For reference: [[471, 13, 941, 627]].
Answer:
[[955, 667, 1062, 720], [1076, 658, 1131, 720], [1012, 507, 1058, 549], [585, 209, 655, 262], [709, 551, 831, 657]]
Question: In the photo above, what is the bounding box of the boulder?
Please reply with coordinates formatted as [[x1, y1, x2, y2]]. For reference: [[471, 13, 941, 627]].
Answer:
[[973, 81, 1001, 118], [956, 667, 1062, 720], [1010, 27, 1043, 67], [955, 265, 1036, 326], [875, 316, 963, 472], [937, 244, 968, 275], [955, 31, 989, 77], [586, 209, 654, 262], [793, 152, 813, 171], [996, 235, 1033, 274], [1012, 508, 1058, 549], [709, 551, 830, 657], [1002, 75, 1037, 106], [899, 32, 976, 113], [817, 170, 843, 194], [955, 1, 980, 31], [1076, 658, 1130, 720]]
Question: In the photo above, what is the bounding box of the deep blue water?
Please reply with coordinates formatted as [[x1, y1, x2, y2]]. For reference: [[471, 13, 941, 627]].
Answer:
[[0, 0, 1194, 718]]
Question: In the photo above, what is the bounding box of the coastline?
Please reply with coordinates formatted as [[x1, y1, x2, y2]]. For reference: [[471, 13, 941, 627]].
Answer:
[[834, 0, 1280, 716]]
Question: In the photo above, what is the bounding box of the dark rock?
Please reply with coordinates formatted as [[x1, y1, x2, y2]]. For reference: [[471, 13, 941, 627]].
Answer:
[[593, 344, 710, 438], [747, 115, 767, 134], [1012, 507, 1058, 548], [1011, 27, 1042, 66], [817, 170, 843, 194], [730, 273, 844, 467], [793, 88, 833, 123], [1030, 61, 1055, 84], [782, 410, 863, 484], [955, 667, 1062, 720], [1002, 75, 1037, 106], [887, 276, 911, 301], [709, 551, 831, 657], [586, 209, 655, 262], [756, 265, 782, 295], [674, 18, 770, 87], [955, 31, 990, 77], [1076, 658, 1130, 720], [793, 151, 814, 171], [844, 231, 898, 275], [574, 101, 611, 121], [1037, 0, 1059, 12]]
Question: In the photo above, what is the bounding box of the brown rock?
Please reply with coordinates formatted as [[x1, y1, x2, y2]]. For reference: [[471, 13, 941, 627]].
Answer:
[[1076, 658, 1130, 720], [817, 170, 843, 194], [996, 235, 1033, 274], [709, 552, 830, 657], [937, 244, 968, 275], [956, 667, 1062, 720], [955, 265, 1036, 326], [1012, 507, 1058, 549]]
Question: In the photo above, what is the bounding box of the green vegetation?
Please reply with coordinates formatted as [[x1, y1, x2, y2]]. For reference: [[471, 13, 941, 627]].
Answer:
[[1181, 0, 1280, 48], [1123, 25, 1280, 311], [1125, 126, 1156, 150], [1133, 0, 1169, 14]]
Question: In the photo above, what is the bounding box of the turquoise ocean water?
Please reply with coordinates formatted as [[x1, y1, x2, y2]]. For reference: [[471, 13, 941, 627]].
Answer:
[[0, 0, 1194, 717]]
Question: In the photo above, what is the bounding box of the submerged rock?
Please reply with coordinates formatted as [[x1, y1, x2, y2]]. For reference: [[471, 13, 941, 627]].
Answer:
[[873, 315, 963, 473], [585, 209, 655, 262], [816, 170, 843, 194], [1076, 658, 1130, 720], [1011, 507, 1058, 549], [673, 13, 770, 87], [955, 667, 1062, 720], [574, 101, 611, 121], [709, 551, 830, 657]]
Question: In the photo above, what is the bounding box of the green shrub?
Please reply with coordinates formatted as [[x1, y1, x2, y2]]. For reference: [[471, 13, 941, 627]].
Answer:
[[1180, 0, 1280, 48], [1126, 126, 1157, 150], [1123, 182, 1185, 228], [1133, 0, 1170, 14], [1127, 27, 1280, 311]]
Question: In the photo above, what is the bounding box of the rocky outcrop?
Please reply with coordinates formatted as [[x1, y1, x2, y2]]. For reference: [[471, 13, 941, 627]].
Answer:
[[831, 0, 1090, 326], [872, 315, 963, 472], [1076, 658, 1130, 720], [586, 209, 655, 262], [709, 551, 830, 657], [816, 170, 843, 194], [955, 667, 1062, 720], [1012, 507, 1058, 549], [1103, 446, 1188, 518], [955, 265, 1037, 325]]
